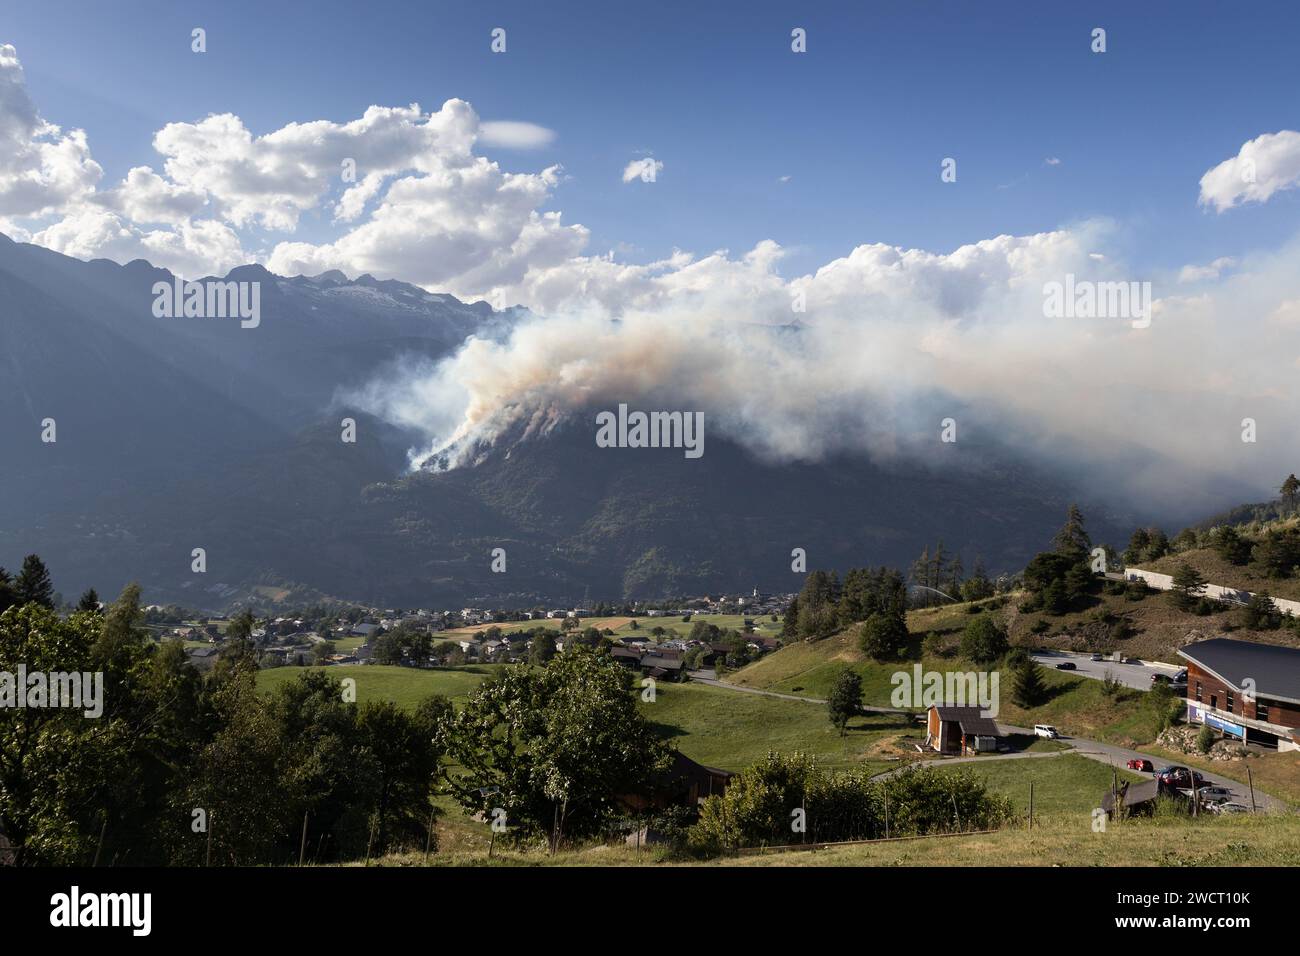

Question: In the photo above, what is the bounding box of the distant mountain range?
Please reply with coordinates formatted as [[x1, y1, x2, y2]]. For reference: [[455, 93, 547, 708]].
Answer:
[[0, 234, 1137, 610]]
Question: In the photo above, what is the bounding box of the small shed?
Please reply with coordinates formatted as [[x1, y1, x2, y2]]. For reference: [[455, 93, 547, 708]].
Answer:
[[926, 705, 1002, 755]]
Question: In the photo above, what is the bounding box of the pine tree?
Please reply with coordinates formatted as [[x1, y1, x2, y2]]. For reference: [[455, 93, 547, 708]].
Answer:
[[76, 588, 100, 612], [0, 567, 16, 613], [1169, 562, 1206, 610], [15, 554, 54, 609], [1053, 505, 1091, 562], [1011, 658, 1047, 709], [1282, 474, 1300, 507]]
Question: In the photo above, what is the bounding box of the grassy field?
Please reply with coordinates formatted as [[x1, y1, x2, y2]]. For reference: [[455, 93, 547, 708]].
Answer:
[[722, 812, 1300, 867], [936, 753, 1145, 816], [369, 806, 1300, 867], [729, 606, 1182, 749], [614, 613, 783, 639], [640, 681, 907, 774], [441, 613, 782, 643], [256, 664, 496, 708]]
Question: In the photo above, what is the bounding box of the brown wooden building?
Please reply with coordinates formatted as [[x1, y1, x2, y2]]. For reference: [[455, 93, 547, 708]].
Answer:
[[1178, 638, 1300, 752], [617, 750, 733, 813], [925, 705, 1002, 755]]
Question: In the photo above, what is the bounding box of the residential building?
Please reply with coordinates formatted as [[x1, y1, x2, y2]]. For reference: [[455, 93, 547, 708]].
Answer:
[[1178, 638, 1300, 752]]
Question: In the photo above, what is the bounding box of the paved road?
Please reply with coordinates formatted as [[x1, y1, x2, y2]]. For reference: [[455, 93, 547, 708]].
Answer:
[[1030, 649, 1181, 691]]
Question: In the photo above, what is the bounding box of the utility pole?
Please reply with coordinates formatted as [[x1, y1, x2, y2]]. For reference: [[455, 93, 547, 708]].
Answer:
[[298, 811, 309, 866]]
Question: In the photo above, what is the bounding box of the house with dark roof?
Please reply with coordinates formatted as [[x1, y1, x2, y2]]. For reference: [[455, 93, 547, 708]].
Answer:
[[617, 750, 733, 814], [925, 705, 1002, 755], [1177, 638, 1300, 752]]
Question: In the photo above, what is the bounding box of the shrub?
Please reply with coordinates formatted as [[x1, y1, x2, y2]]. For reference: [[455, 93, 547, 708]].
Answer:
[[858, 610, 909, 661], [960, 616, 1008, 664], [1197, 724, 1216, 754], [690, 757, 1014, 854]]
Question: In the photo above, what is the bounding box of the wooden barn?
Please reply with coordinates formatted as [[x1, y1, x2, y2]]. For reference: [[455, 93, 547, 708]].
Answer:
[[925, 705, 1002, 755]]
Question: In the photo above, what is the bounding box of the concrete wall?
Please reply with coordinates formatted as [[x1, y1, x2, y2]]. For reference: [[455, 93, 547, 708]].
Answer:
[[1124, 567, 1300, 617]]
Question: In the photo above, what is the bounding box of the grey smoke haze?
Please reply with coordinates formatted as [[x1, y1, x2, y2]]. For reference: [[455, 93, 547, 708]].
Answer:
[[346, 220, 1300, 522]]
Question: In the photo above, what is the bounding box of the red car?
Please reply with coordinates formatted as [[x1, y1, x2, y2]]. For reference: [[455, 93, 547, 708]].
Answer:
[[1126, 758, 1154, 772]]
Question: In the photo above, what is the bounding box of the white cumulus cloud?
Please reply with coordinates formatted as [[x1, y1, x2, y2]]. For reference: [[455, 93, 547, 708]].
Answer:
[[1199, 130, 1300, 212]]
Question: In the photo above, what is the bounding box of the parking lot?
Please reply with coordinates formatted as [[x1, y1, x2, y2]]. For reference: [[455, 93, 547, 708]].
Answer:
[[1030, 649, 1182, 691]]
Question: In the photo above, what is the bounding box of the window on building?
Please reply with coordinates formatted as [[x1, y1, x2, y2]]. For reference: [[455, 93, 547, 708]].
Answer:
[[1226, 689, 1234, 712], [1257, 701, 1270, 722], [1195, 681, 1202, 702]]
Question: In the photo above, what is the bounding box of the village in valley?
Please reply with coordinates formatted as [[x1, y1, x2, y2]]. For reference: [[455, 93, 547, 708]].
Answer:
[[103, 491, 1300, 870]]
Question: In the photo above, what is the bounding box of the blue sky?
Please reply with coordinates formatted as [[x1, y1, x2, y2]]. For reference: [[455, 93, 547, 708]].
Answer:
[[4, 0, 1299, 279]]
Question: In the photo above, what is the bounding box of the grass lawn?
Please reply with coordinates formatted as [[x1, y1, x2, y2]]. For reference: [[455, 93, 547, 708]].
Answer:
[[256, 664, 497, 708], [721, 812, 1300, 867], [640, 680, 906, 774], [936, 753, 1145, 816], [612, 614, 783, 640], [371, 803, 1300, 867], [441, 616, 631, 637]]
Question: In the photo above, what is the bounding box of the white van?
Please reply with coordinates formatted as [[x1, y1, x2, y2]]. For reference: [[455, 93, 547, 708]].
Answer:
[[1033, 724, 1060, 739]]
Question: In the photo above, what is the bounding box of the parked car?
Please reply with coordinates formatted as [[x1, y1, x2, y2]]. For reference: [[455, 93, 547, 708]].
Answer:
[[1090, 653, 1105, 662], [1124, 657, 1141, 664], [1126, 758, 1154, 772], [1209, 802, 1249, 814], [1194, 786, 1234, 803], [1033, 724, 1060, 739], [1055, 661, 1077, 670], [1157, 766, 1207, 788]]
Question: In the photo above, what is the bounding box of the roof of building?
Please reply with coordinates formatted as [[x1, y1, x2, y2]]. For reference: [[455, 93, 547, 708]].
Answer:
[[1178, 638, 1300, 705], [641, 655, 684, 670], [1101, 778, 1164, 814], [932, 705, 1001, 738]]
